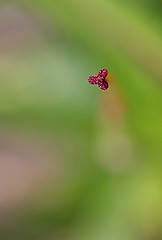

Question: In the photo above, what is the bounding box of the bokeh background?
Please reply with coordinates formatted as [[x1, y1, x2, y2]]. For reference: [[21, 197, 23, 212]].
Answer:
[[0, 0, 162, 239]]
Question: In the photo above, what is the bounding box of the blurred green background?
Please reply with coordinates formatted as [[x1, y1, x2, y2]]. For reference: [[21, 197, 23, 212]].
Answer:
[[0, 0, 162, 239]]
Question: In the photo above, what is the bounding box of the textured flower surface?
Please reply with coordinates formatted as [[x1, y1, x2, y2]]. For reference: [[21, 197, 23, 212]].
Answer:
[[88, 69, 109, 90]]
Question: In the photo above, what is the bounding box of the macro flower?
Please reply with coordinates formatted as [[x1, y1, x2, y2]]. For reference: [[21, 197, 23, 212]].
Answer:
[[88, 69, 109, 90]]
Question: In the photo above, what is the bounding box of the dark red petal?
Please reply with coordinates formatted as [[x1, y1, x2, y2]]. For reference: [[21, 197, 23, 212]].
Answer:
[[97, 79, 109, 90], [98, 69, 108, 78], [88, 75, 98, 85]]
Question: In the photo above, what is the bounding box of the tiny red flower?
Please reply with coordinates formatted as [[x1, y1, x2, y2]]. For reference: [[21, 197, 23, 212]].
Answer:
[[88, 69, 109, 90]]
